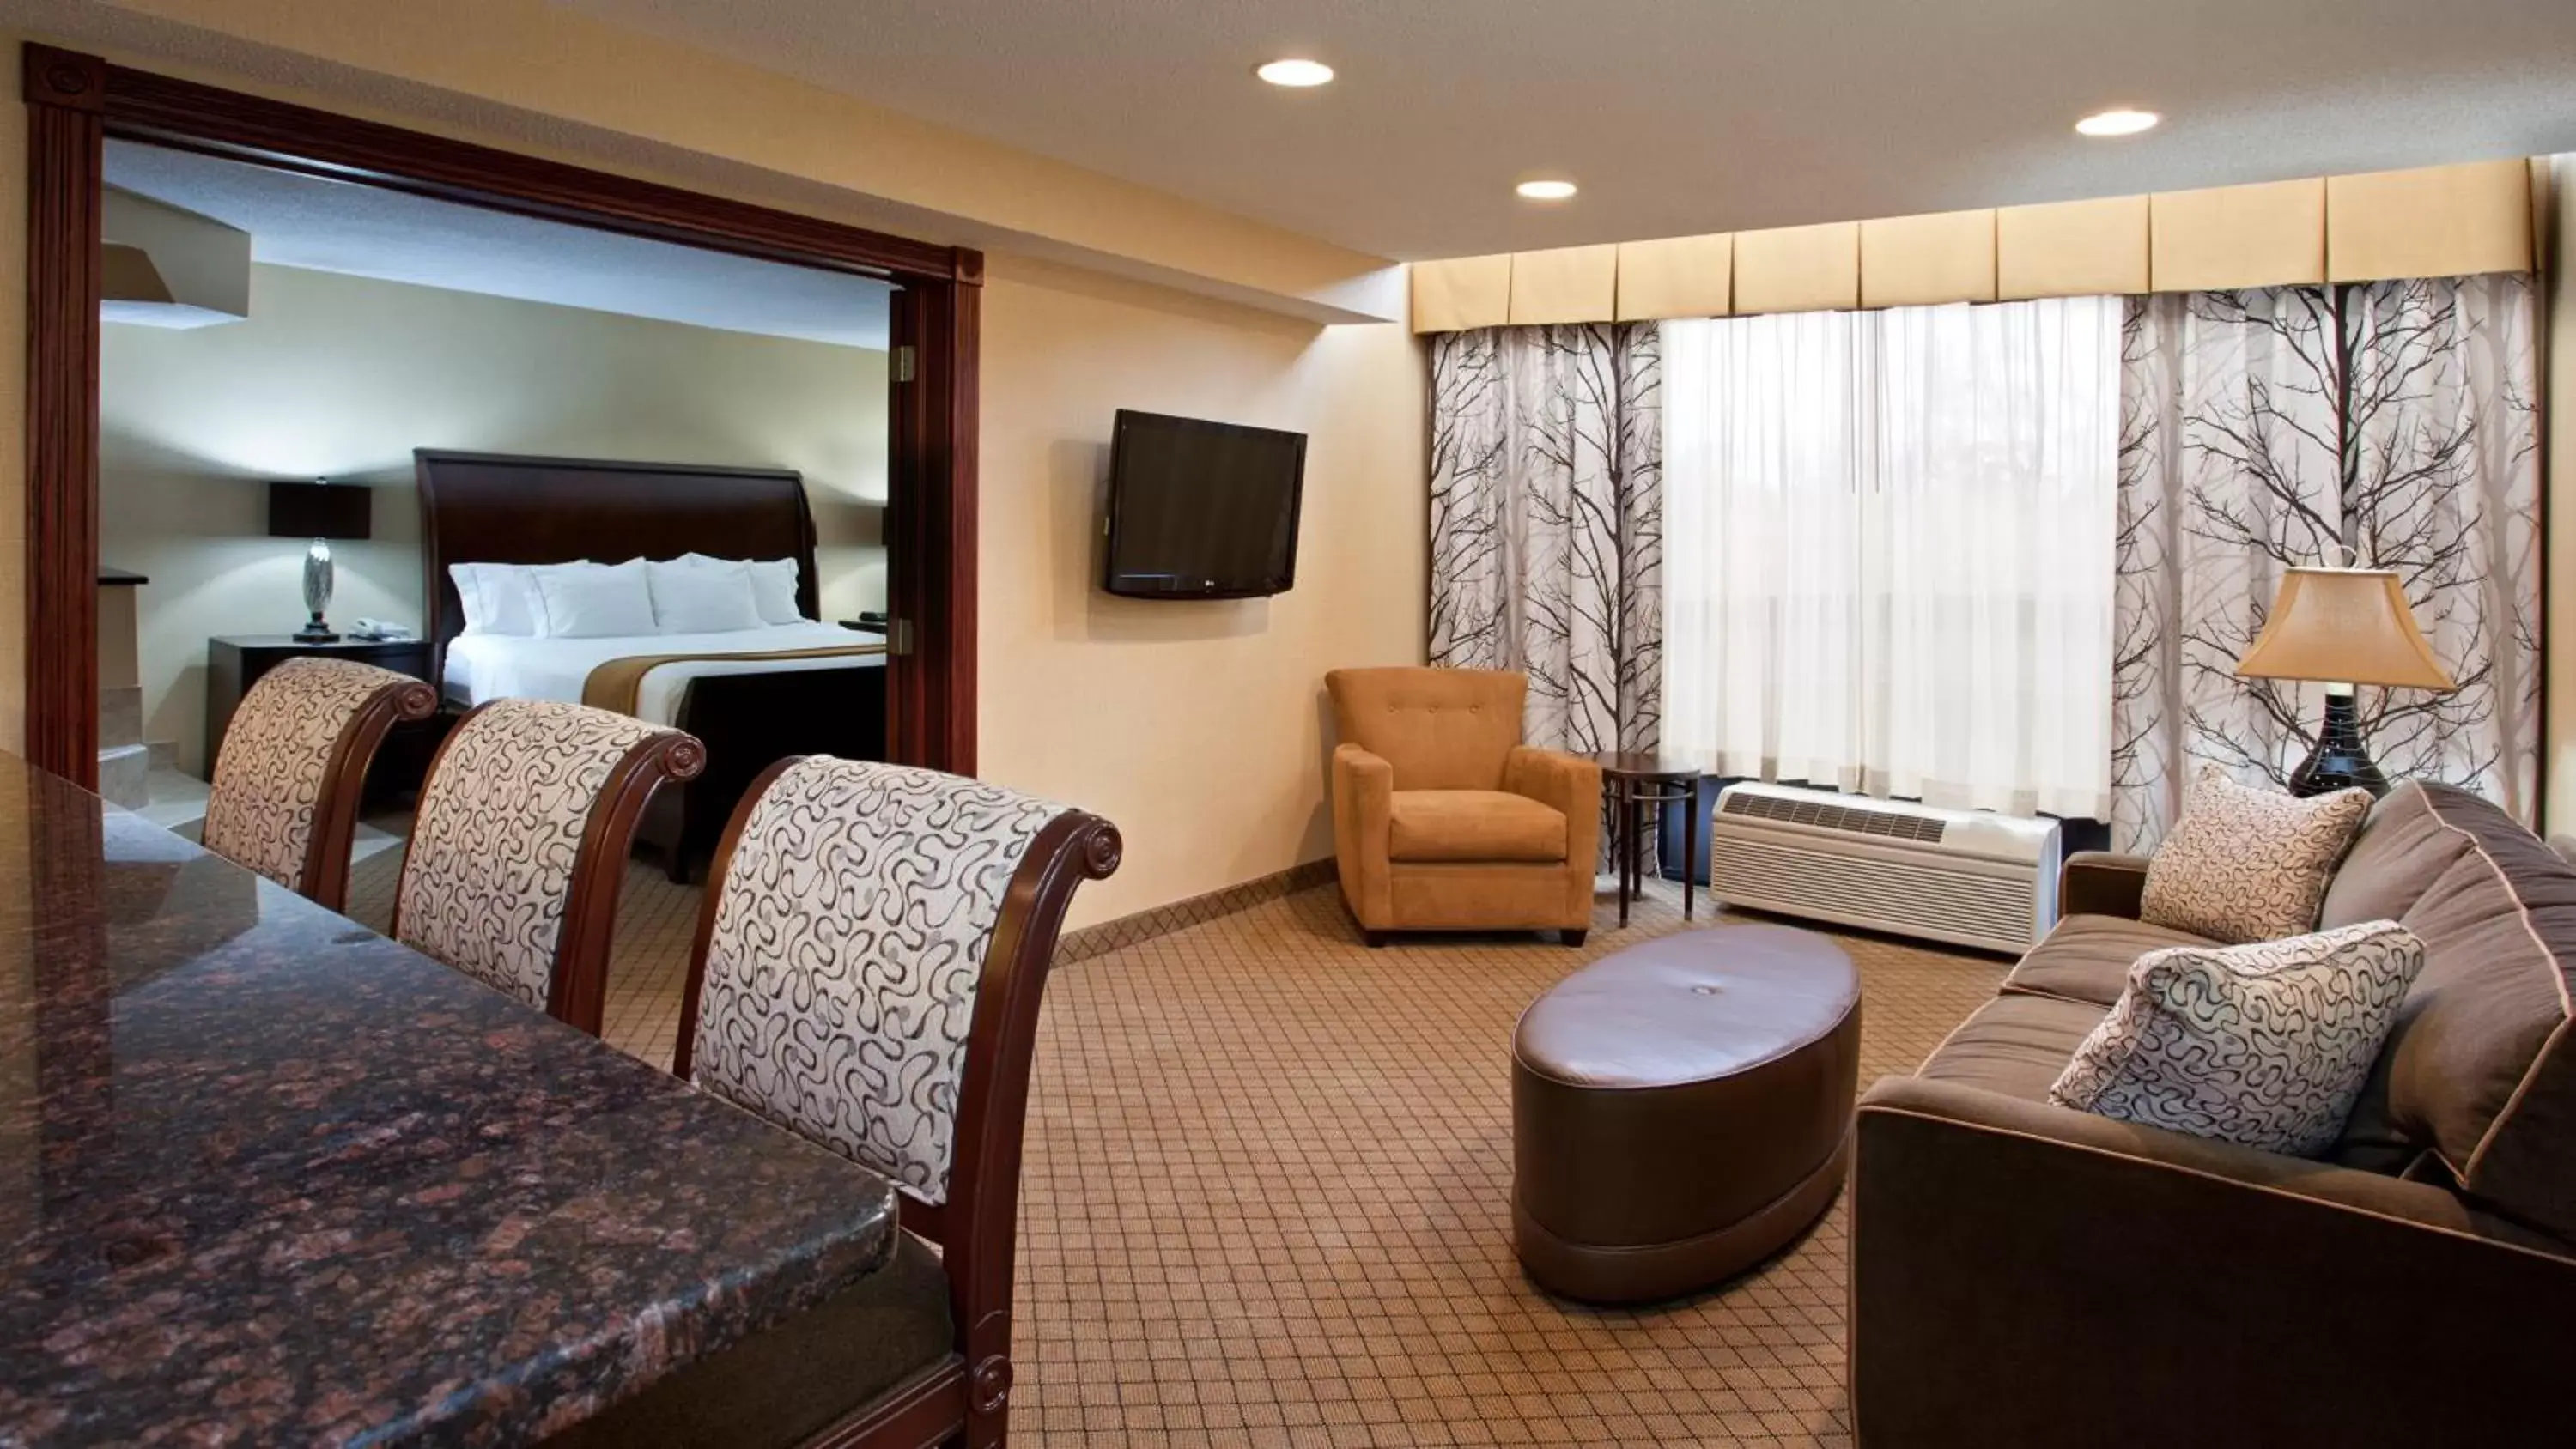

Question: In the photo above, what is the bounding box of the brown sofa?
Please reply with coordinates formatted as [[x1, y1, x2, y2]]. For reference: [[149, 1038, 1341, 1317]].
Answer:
[[1325, 667, 1599, 945], [1850, 781, 2576, 1447]]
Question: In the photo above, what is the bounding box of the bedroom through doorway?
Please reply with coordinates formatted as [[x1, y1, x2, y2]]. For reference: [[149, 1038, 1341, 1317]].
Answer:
[[97, 136, 902, 1067]]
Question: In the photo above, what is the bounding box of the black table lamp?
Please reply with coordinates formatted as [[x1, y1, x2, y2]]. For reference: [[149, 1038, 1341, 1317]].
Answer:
[[2234, 564, 2457, 797], [269, 479, 370, 643]]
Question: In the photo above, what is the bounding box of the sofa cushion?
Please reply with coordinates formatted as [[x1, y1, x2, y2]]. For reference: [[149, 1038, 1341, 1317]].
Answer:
[[2320, 781, 2476, 929], [1388, 790, 1568, 864], [2004, 914, 2221, 1008], [2329, 784, 2576, 1240], [2047, 921, 2426, 1155], [1915, 994, 2111, 1105], [2140, 764, 2372, 944]]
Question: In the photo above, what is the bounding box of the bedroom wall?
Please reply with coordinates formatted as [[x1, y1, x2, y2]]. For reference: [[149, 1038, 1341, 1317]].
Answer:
[[977, 258, 1426, 927], [104, 262, 889, 776]]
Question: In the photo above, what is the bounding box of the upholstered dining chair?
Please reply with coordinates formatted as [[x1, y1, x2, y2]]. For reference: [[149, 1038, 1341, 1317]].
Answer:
[[555, 755, 1119, 1449], [199, 656, 438, 912], [391, 697, 703, 1035]]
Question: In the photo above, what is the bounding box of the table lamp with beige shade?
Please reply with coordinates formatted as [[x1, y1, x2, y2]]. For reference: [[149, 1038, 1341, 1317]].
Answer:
[[2234, 562, 2456, 797]]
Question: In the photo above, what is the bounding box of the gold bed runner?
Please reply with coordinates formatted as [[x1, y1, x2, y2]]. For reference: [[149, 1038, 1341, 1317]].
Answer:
[[580, 643, 890, 718]]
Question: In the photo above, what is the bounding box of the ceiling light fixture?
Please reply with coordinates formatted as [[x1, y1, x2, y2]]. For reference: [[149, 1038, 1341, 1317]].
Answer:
[[1516, 179, 1578, 202], [1255, 58, 1334, 88], [2075, 108, 2160, 137]]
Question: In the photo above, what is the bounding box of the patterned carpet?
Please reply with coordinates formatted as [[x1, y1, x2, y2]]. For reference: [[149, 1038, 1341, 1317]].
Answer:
[[344, 846, 2006, 1446]]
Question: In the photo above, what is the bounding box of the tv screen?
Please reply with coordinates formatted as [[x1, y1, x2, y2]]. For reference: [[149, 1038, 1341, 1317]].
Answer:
[[1102, 409, 1306, 599]]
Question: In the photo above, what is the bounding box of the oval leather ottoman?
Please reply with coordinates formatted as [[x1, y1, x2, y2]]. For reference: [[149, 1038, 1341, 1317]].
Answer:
[[1511, 924, 1862, 1304]]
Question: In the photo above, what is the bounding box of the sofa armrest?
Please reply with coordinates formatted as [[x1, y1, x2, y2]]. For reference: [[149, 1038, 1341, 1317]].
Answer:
[[1331, 743, 1395, 925], [1852, 1076, 2576, 1447], [2058, 849, 2151, 919], [1504, 745, 1602, 870]]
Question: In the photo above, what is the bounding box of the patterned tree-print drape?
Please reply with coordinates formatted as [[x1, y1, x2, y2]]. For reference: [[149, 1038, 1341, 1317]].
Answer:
[[2111, 276, 2540, 851], [1427, 324, 1662, 762]]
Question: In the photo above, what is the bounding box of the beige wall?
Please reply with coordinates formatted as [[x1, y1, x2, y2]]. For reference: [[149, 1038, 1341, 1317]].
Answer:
[[103, 263, 887, 776], [0, 8, 1436, 926], [2547, 155, 2575, 834], [977, 259, 1425, 925]]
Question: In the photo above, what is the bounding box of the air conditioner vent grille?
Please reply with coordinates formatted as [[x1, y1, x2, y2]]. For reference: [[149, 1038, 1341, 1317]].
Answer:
[[1718, 791, 1947, 844], [1710, 837, 2034, 954]]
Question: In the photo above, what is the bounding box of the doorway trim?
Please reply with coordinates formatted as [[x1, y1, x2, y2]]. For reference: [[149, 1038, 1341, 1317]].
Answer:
[[21, 44, 978, 784]]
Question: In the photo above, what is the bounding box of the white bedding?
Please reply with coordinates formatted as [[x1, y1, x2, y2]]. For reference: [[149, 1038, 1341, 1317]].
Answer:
[[443, 621, 887, 726]]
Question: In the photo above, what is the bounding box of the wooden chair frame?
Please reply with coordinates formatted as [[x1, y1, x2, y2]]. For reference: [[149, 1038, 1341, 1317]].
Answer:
[[676, 757, 1122, 1449], [204, 667, 437, 913], [391, 701, 706, 1034]]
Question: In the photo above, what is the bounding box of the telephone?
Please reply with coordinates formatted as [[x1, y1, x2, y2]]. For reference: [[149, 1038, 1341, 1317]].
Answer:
[[348, 618, 417, 641]]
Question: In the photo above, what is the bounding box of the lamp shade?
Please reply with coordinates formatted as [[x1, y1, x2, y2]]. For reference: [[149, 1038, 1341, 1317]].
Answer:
[[2235, 567, 2456, 691], [268, 482, 370, 541]]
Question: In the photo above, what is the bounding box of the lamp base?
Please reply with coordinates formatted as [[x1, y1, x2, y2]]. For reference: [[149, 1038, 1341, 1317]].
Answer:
[[2288, 691, 2389, 797], [293, 610, 339, 645]]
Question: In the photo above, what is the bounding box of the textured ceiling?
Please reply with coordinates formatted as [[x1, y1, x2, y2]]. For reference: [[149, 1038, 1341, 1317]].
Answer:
[[559, 0, 2576, 261], [104, 140, 891, 348]]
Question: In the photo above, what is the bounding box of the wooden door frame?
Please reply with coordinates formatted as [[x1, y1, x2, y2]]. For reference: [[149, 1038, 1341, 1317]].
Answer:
[[21, 44, 977, 785]]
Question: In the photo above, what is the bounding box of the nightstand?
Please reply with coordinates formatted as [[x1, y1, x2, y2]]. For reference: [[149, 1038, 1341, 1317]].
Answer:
[[205, 635, 446, 800]]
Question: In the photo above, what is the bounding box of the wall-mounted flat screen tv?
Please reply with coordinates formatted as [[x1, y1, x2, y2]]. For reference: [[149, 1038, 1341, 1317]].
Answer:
[[1102, 409, 1307, 599]]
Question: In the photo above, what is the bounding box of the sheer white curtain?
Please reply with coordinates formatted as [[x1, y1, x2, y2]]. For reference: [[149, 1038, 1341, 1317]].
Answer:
[[1662, 296, 2121, 820]]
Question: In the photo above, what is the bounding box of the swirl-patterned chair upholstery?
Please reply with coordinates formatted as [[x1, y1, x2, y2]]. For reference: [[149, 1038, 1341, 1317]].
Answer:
[[199, 656, 437, 912], [391, 698, 704, 1034], [556, 756, 1119, 1449]]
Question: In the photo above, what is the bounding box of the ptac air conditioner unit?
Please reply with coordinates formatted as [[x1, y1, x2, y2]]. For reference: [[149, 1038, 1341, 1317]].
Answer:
[[1707, 782, 2063, 955]]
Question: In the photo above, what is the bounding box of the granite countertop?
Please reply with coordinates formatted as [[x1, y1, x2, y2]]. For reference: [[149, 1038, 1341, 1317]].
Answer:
[[0, 759, 902, 1446]]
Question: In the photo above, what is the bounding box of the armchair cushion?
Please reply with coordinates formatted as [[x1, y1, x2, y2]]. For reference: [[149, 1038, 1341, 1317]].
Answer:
[[1388, 790, 1567, 864]]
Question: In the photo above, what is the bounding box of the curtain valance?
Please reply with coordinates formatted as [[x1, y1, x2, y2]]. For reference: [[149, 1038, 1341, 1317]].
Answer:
[[1411, 159, 2538, 333]]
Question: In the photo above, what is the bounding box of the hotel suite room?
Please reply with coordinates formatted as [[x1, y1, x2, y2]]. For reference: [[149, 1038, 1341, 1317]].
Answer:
[[2, 2, 2575, 1447]]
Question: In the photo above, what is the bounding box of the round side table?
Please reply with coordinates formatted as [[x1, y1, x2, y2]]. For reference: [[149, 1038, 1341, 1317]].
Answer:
[[1594, 753, 1704, 928]]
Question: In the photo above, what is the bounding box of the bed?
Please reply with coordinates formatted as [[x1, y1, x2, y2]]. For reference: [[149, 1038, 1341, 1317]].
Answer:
[[441, 621, 886, 725], [416, 449, 889, 880]]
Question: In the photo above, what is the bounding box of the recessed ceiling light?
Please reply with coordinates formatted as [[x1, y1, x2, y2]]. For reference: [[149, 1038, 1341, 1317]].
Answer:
[[1516, 179, 1578, 201], [2075, 108, 2160, 137], [1255, 58, 1334, 88]]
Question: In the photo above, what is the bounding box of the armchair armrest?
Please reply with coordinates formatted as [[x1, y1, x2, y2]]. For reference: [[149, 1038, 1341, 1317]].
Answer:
[[2059, 849, 2151, 919], [1504, 745, 1602, 871], [1852, 1075, 2576, 1446], [1331, 743, 1394, 925]]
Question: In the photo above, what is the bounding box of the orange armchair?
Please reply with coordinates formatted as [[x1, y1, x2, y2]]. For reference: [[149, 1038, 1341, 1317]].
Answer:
[[1325, 667, 1601, 946]]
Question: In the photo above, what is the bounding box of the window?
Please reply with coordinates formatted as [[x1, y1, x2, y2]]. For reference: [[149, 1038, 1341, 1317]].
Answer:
[[1660, 296, 2121, 820]]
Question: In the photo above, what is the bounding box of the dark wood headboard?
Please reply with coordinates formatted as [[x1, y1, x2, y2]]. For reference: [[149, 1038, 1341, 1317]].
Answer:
[[414, 449, 821, 672]]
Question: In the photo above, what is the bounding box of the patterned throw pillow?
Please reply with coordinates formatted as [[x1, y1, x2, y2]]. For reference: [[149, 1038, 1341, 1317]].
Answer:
[[2048, 920, 2425, 1155], [2139, 765, 2371, 943]]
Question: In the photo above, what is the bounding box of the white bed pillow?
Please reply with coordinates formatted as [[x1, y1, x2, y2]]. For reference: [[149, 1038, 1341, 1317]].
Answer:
[[647, 557, 764, 634], [531, 558, 659, 638], [750, 559, 807, 624], [677, 552, 806, 625], [449, 562, 545, 637]]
